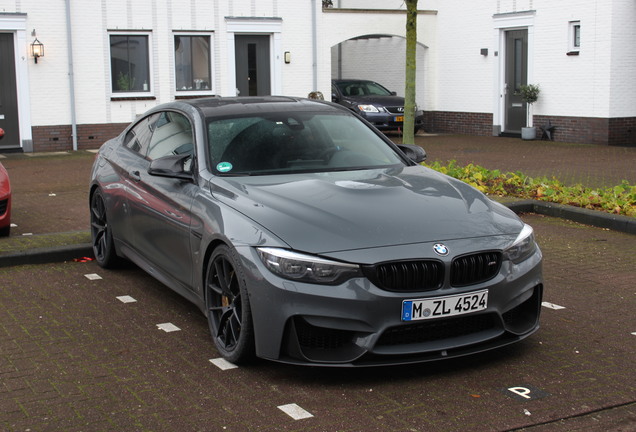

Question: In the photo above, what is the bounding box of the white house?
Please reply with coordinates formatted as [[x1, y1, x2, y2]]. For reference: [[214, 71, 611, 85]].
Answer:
[[0, 0, 634, 152]]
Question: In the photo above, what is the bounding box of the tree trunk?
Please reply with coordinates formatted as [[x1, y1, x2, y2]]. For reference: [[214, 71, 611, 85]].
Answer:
[[403, 0, 418, 145]]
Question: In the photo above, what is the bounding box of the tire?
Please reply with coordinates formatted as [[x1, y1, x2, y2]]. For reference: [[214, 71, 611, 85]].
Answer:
[[0, 225, 9, 237], [205, 245, 255, 364], [90, 188, 120, 268]]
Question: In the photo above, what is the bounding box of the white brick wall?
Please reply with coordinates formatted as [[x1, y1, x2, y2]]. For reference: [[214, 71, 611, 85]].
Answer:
[[608, 0, 636, 117], [4, 0, 634, 133], [23, 2, 72, 126], [430, 0, 496, 113]]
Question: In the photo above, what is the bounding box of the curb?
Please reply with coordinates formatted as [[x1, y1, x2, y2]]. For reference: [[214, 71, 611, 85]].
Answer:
[[506, 200, 636, 235], [0, 242, 92, 268], [0, 201, 634, 268]]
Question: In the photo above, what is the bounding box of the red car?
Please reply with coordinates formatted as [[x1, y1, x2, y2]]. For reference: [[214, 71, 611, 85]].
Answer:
[[0, 128, 11, 236]]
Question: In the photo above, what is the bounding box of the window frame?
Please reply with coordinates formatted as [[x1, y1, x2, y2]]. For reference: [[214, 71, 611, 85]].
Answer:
[[568, 21, 581, 54], [173, 31, 215, 97], [109, 31, 154, 97]]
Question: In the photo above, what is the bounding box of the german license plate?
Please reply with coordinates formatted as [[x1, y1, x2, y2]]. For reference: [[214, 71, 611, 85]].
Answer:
[[402, 290, 488, 321], [394, 115, 404, 122]]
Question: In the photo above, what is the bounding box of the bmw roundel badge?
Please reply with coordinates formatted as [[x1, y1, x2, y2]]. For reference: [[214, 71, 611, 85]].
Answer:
[[433, 243, 449, 256]]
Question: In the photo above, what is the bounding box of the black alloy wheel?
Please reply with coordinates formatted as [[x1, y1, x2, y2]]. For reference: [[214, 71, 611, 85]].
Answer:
[[205, 245, 255, 363], [90, 188, 119, 268]]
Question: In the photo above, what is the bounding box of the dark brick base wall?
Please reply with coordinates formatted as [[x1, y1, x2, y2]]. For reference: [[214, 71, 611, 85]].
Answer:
[[423, 111, 493, 136], [32, 123, 128, 152], [29, 113, 636, 152], [532, 115, 636, 146], [424, 111, 636, 147], [608, 117, 636, 147]]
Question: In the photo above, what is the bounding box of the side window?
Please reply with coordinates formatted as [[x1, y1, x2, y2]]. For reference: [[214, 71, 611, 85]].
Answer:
[[147, 111, 194, 164], [123, 113, 160, 156]]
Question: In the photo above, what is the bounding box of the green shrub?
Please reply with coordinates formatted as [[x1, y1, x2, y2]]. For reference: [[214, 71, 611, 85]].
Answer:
[[424, 160, 636, 217]]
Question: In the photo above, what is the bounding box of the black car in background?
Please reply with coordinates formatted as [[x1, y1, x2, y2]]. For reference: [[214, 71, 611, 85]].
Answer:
[[331, 79, 424, 133]]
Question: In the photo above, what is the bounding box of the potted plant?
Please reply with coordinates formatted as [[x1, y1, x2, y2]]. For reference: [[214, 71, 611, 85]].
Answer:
[[517, 84, 540, 140]]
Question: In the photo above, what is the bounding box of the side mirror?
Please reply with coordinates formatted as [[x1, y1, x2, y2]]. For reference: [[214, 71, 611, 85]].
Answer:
[[397, 144, 427, 163], [331, 93, 339, 102], [148, 153, 193, 180]]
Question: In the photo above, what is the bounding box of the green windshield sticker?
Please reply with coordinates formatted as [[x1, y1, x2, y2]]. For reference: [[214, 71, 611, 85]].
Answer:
[[216, 162, 233, 173]]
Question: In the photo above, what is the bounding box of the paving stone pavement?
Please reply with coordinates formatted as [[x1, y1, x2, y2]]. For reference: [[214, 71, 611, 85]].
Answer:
[[1, 135, 635, 431], [0, 214, 635, 431]]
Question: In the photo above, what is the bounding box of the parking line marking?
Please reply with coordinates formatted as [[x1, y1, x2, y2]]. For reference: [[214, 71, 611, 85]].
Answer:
[[542, 302, 565, 310], [84, 273, 103, 280], [116, 295, 137, 303], [278, 403, 313, 420], [156, 323, 181, 332], [209, 358, 238, 370]]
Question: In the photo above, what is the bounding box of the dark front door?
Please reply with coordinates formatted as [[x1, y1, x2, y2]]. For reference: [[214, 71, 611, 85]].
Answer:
[[0, 33, 20, 150], [235, 35, 271, 96], [504, 29, 528, 133]]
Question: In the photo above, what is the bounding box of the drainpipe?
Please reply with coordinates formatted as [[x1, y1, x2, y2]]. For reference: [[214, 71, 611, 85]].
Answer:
[[65, 0, 78, 151], [311, 0, 318, 91]]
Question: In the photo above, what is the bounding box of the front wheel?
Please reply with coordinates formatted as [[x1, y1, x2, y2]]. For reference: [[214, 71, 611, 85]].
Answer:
[[205, 245, 255, 364]]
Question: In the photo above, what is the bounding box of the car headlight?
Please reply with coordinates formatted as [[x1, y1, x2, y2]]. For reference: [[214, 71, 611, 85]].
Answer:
[[503, 224, 537, 264], [357, 104, 380, 113], [257, 247, 361, 285]]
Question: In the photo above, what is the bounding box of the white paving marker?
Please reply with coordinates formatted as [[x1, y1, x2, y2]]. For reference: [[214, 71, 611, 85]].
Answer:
[[278, 403, 313, 420], [542, 302, 565, 310], [210, 358, 238, 370], [156, 323, 181, 332], [631, 332, 636, 336], [84, 273, 103, 280], [116, 295, 137, 303], [48, 193, 57, 197]]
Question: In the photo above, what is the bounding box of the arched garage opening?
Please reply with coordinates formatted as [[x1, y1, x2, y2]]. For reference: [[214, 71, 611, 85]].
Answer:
[[330, 34, 428, 120]]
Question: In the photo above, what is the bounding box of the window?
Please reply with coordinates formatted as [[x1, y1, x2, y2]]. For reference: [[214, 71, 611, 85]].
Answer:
[[110, 34, 150, 93], [124, 113, 160, 156], [147, 112, 194, 162], [568, 21, 581, 54], [175, 35, 212, 92]]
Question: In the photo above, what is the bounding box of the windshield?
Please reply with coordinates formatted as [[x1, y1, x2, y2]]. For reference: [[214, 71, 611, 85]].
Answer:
[[207, 111, 405, 176], [334, 81, 392, 97]]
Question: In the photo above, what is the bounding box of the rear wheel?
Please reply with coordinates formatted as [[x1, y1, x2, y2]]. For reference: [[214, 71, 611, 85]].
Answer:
[[205, 245, 255, 364], [0, 225, 9, 237], [90, 188, 119, 268]]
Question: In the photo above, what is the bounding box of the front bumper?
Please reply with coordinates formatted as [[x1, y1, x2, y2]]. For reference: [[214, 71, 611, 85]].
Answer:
[[236, 242, 543, 367], [360, 111, 425, 131], [0, 193, 11, 230]]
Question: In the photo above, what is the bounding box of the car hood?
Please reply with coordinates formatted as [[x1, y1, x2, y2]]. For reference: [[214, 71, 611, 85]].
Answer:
[[209, 165, 523, 254], [346, 95, 404, 107]]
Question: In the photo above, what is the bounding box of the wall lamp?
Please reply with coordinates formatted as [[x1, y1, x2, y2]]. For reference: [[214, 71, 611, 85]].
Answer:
[[31, 31, 44, 63]]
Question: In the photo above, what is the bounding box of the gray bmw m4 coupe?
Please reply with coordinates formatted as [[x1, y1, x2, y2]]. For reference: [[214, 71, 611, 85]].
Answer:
[[89, 96, 543, 366]]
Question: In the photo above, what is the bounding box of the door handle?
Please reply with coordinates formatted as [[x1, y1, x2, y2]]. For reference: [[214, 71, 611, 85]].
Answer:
[[130, 170, 141, 182]]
